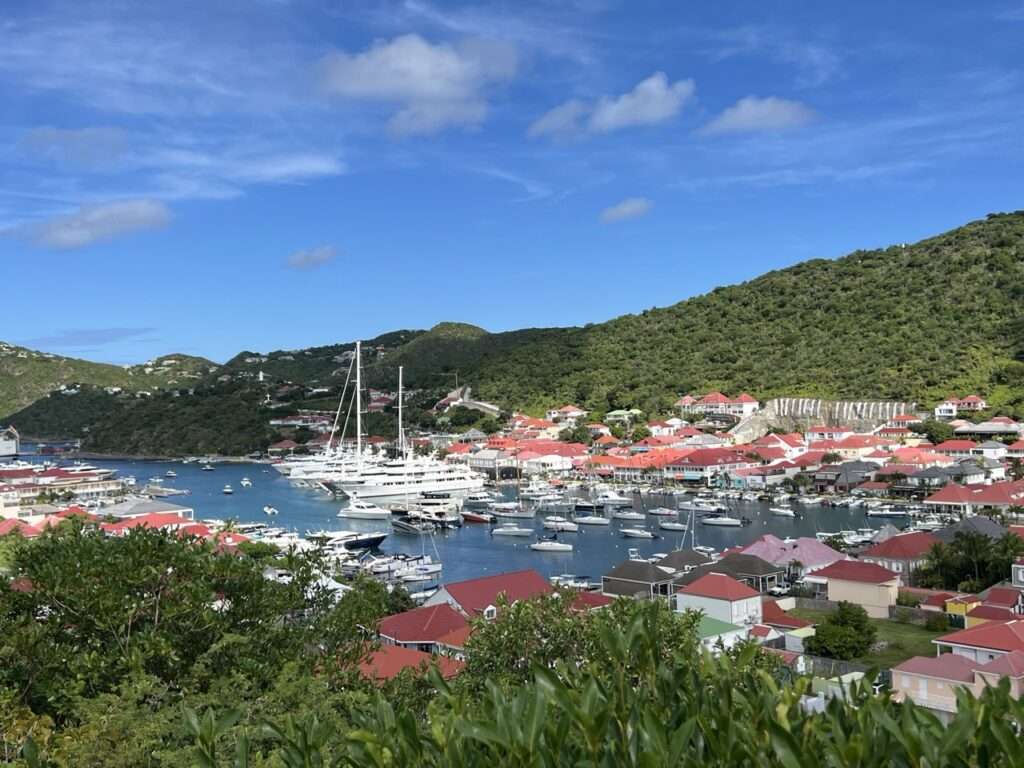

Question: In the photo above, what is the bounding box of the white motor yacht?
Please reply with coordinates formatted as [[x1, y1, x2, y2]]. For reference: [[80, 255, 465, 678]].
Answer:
[[700, 515, 742, 527], [492, 524, 534, 537], [530, 539, 573, 552], [621, 528, 656, 539], [543, 516, 579, 532], [611, 509, 645, 521], [574, 515, 611, 526], [658, 520, 687, 532], [337, 495, 391, 520]]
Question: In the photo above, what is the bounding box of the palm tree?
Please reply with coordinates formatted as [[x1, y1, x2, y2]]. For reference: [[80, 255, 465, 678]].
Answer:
[[952, 531, 990, 585], [923, 541, 958, 589]]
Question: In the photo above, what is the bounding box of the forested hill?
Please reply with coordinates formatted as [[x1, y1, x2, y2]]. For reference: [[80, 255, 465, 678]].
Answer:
[[6, 211, 1024, 453], [381, 211, 1024, 416], [0, 344, 217, 418]]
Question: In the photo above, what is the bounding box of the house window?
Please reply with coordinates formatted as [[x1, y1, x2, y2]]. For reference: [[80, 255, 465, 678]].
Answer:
[[483, 605, 497, 621]]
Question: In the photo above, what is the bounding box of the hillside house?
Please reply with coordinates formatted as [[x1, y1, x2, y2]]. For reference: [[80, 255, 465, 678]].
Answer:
[[675, 573, 763, 626], [814, 560, 900, 618]]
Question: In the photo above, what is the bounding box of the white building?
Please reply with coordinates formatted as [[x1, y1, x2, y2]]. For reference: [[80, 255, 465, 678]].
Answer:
[[675, 572, 763, 626], [0, 426, 19, 458]]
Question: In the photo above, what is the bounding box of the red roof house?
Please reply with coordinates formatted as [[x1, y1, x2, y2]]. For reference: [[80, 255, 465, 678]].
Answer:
[[358, 644, 463, 682], [424, 569, 553, 617], [935, 619, 1024, 660], [378, 604, 469, 650], [815, 560, 899, 584]]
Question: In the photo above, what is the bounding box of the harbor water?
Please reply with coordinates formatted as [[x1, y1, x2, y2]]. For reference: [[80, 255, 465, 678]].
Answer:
[[49, 457, 891, 585]]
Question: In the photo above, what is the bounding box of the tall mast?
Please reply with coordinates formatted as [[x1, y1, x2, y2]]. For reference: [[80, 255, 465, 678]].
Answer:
[[355, 341, 362, 471], [397, 365, 405, 458]]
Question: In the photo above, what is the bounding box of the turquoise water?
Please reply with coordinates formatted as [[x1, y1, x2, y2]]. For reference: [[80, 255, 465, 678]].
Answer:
[[42, 457, 881, 584]]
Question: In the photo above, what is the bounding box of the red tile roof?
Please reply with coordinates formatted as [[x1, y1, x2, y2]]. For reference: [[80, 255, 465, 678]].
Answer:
[[921, 591, 956, 608], [925, 481, 1024, 507], [977, 650, 1024, 677], [750, 624, 774, 638], [440, 569, 552, 615], [937, 619, 1024, 653], [359, 645, 463, 682], [862, 532, 938, 560], [966, 605, 1017, 622], [761, 599, 813, 629], [378, 604, 468, 644], [679, 572, 759, 601], [435, 625, 473, 650], [894, 654, 978, 683], [0, 519, 43, 538], [571, 591, 614, 611], [815, 559, 898, 584], [982, 587, 1023, 609]]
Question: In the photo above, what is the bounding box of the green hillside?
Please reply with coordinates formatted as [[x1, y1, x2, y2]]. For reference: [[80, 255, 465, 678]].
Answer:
[[6, 210, 1024, 454], [0, 343, 218, 418], [387, 211, 1024, 415]]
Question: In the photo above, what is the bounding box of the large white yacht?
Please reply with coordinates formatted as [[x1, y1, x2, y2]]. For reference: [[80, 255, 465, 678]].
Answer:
[[302, 344, 485, 499]]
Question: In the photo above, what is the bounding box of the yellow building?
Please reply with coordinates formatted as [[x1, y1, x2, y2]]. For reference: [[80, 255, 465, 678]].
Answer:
[[815, 560, 899, 619]]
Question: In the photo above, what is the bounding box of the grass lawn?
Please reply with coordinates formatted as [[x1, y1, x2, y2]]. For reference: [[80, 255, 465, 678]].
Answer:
[[790, 608, 943, 668]]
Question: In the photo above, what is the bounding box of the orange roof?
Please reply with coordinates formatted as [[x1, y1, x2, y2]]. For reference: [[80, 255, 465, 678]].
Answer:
[[359, 645, 463, 682], [679, 572, 759, 601]]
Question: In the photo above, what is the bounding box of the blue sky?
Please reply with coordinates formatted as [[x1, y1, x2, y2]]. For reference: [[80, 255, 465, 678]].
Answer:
[[2, 1, 1023, 364]]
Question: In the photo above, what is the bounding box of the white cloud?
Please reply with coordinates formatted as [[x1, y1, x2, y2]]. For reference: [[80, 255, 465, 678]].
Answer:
[[700, 96, 817, 136], [529, 73, 694, 139], [286, 244, 337, 270], [527, 99, 588, 139], [30, 199, 171, 249], [589, 73, 695, 133], [320, 34, 517, 135], [600, 197, 653, 223]]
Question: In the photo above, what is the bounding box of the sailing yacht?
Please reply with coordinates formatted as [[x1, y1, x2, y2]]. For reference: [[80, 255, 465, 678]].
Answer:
[[329, 351, 484, 499]]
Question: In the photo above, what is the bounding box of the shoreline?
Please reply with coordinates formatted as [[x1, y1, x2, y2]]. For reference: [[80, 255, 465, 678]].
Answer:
[[25, 449, 269, 464]]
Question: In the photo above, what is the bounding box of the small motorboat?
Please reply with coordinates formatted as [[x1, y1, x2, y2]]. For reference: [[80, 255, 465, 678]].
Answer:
[[543, 516, 579, 532], [465, 491, 496, 505], [489, 502, 534, 518], [222, 485, 234, 495], [262, 505, 279, 516], [530, 536, 573, 552], [574, 515, 611, 526], [492, 524, 534, 537], [700, 515, 742, 527], [391, 516, 436, 535], [337, 495, 390, 520], [165, 470, 177, 478], [611, 510, 645, 521], [658, 520, 688, 532], [595, 490, 633, 507], [621, 528, 657, 539], [770, 506, 796, 518], [240, 477, 252, 488], [693, 545, 717, 556], [647, 507, 677, 517], [460, 509, 495, 524], [201, 464, 215, 472], [400, 562, 444, 582]]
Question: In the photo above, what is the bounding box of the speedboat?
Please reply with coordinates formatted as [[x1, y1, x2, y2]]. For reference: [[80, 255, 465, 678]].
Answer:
[[400, 562, 444, 582], [201, 464, 215, 472], [658, 520, 688, 532], [700, 515, 742, 527], [595, 490, 633, 507], [165, 470, 177, 478], [222, 485, 234, 495], [693, 545, 717, 556], [621, 528, 656, 539], [543, 516, 579, 532], [574, 515, 611, 526], [647, 507, 677, 516], [611, 509, 645, 521], [492, 524, 534, 537], [262, 505, 279, 516], [337, 495, 391, 520], [465, 491, 497, 505], [867, 506, 909, 518], [530, 537, 573, 552], [391, 516, 437, 535], [489, 502, 534, 519], [770, 506, 796, 517], [240, 477, 252, 488], [306, 529, 388, 551], [460, 509, 495, 524]]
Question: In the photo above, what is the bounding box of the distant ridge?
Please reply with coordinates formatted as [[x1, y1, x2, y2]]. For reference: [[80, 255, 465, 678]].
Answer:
[[6, 211, 1024, 453]]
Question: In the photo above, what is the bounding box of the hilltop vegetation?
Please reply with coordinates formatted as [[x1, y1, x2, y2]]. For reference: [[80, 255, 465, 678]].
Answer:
[[5, 211, 1024, 453], [386, 211, 1024, 415], [0, 343, 217, 418]]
